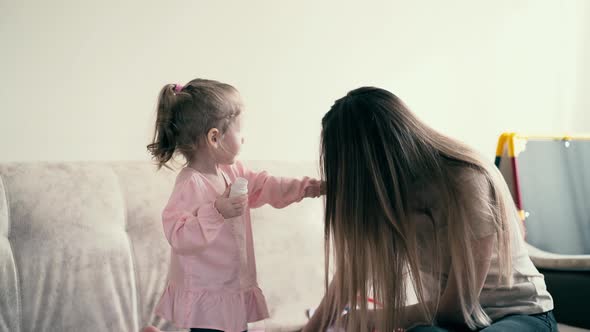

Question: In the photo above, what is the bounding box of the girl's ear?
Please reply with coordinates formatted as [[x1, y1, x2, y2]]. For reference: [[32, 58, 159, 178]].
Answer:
[[207, 128, 220, 148]]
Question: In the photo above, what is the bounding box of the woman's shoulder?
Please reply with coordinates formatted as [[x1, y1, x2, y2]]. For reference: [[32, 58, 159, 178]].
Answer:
[[448, 162, 491, 195], [409, 178, 439, 208], [410, 162, 492, 209], [449, 162, 500, 237]]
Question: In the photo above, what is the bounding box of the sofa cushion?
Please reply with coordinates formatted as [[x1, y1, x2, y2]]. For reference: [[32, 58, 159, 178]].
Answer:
[[0, 163, 141, 331]]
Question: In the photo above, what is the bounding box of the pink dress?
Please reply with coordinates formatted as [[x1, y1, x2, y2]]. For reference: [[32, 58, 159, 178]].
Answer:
[[155, 161, 315, 331]]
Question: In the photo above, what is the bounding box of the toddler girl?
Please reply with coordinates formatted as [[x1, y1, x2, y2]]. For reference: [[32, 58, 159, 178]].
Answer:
[[145, 79, 323, 332]]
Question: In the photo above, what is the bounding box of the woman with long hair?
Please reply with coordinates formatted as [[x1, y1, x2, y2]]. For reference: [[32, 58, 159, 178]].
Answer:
[[303, 87, 555, 332]]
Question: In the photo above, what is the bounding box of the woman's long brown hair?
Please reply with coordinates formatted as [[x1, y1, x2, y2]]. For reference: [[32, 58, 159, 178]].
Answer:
[[319, 87, 512, 331]]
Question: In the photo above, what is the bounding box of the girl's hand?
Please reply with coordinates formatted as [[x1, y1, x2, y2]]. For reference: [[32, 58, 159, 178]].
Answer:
[[215, 187, 248, 219], [304, 179, 326, 198]]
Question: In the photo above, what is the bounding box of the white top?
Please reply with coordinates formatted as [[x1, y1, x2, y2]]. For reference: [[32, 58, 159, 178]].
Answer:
[[411, 165, 553, 321], [479, 208, 554, 319]]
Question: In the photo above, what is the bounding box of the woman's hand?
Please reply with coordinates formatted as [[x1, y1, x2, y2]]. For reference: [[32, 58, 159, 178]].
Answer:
[[214, 187, 248, 219]]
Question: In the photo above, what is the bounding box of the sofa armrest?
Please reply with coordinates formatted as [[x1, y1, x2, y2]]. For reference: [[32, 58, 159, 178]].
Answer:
[[526, 243, 590, 271], [527, 243, 590, 328]]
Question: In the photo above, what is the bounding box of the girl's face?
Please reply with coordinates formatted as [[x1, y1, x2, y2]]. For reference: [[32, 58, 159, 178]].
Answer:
[[217, 113, 244, 164]]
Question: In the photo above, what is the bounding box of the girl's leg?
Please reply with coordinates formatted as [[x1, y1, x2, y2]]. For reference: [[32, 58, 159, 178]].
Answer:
[[480, 311, 558, 332]]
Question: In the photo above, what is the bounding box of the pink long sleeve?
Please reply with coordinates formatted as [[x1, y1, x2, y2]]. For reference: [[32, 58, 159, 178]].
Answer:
[[235, 161, 314, 209], [162, 175, 225, 255]]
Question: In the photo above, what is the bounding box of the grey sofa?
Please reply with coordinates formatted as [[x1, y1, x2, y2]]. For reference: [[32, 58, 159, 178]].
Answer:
[[0, 161, 586, 331]]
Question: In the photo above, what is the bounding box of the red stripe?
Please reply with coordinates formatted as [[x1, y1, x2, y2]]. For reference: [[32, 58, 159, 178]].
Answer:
[[511, 157, 523, 210]]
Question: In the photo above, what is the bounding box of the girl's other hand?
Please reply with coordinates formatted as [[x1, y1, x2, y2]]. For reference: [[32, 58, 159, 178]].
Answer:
[[215, 187, 248, 219]]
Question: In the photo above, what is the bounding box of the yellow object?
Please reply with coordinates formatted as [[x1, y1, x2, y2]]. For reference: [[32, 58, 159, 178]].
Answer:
[[495, 133, 590, 223], [496, 133, 590, 158]]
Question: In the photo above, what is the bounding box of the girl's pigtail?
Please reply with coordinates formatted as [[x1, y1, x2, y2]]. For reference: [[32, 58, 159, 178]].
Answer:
[[147, 84, 188, 169]]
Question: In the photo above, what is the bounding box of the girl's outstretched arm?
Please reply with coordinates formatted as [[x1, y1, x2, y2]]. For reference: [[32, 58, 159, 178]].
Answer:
[[236, 161, 323, 209]]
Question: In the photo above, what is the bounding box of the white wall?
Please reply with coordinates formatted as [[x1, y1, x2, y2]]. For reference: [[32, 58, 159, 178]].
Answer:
[[1, 0, 589, 163]]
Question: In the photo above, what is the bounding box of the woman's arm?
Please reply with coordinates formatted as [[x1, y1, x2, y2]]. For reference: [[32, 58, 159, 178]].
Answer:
[[359, 234, 495, 330], [435, 233, 494, 325], [303, 281, 336, 332], [433, 167, 497, 325]]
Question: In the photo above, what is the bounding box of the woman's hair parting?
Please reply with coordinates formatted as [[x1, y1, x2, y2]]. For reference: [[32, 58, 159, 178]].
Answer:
[[147, 78, 242, 169]]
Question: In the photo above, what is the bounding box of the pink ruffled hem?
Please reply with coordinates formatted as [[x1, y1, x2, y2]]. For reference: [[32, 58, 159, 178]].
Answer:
[[155, 283, 269, 332], [244, 285, 269, 321]]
